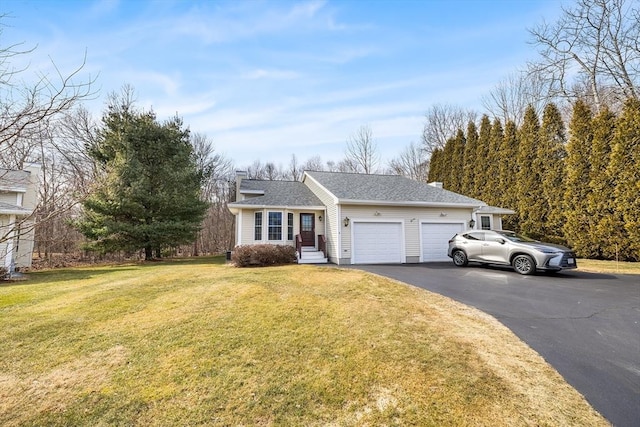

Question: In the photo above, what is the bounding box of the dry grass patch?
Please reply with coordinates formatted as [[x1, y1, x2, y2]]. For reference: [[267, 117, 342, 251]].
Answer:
[[0, 258, 607, 426], [577, 258, 640, 275]]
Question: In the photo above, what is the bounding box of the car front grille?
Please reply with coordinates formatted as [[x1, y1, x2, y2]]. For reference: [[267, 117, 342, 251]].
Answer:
[[560, 252, 577, 267]]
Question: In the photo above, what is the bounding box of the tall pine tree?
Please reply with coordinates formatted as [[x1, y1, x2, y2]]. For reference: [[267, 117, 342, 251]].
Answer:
[[427, 148, 443, 183], [586, 106, 616, 258], [78, 99, 208, 260], [605, 98, 640, 261], [461, 121, 478, 196], [484, 118, 503, 206], [563, 100, 594, 255], [449, 129, 466, 193], [538, 103, 567, 243], [440, 136, 456, 190], [473, 115, 492, 199], [516, 105, 545, 239], [499, 120, 520, 231]]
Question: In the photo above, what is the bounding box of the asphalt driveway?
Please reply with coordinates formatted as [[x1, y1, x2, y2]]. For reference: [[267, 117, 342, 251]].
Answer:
[[347, 263, 640, 427]]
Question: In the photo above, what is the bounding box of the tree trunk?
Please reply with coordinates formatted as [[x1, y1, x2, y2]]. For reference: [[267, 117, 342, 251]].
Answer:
[[145, 245, 153, 261]]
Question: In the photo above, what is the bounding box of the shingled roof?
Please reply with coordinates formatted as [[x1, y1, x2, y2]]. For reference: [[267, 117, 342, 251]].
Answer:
[[304, 171, 485, 206], [0, 168, 30, 192], [229, 179, 324, 208]]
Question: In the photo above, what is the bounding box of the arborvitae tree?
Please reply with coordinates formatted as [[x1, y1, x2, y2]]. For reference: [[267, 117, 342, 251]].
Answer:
[[604, 98, 640, 261], [448, 129, 466, 193], [473, 115, 492, 199], [427, 147, 443, 183], [499, 120, 520, 230], [587, 106, 616, 258], [440, 136, 456, 190], [563, 100, 594, 256], [461, 121, 478, 195], [516, 105, 545, 239], [77, 99, 208, 260], [484, 118, 503, 206], [538, 103, 567, 243]]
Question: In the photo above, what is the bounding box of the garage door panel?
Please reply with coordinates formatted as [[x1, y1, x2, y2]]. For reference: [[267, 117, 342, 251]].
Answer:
[[353, 222, 403, 264], [421, 222, 464, 262]]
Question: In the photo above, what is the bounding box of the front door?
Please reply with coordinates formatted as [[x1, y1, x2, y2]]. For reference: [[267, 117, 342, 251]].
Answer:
[[300, 213, 315, 247]]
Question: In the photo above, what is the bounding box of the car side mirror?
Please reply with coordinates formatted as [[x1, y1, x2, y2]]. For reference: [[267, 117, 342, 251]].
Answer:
[[497, 238, 505, 245]]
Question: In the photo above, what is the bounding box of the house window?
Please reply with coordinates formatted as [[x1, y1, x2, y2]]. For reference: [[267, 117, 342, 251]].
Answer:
[[480, 216, 491, 230], [268, 212, 283, 240], [287, 212, 294, 240], [254, 212, 262, 240]]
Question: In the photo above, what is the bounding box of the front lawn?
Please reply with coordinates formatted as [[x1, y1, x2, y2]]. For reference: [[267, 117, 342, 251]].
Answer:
[[0, 257, 606, 426], [577, 258, 640, 274]]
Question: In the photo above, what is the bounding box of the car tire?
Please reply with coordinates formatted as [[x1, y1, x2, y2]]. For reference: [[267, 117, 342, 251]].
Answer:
[[512, 254, 536, 275], [452, 250, 468, 267]]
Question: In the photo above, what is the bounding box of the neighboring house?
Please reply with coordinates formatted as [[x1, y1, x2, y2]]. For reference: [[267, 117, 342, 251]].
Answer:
[[227, 170, 514, 265], [0, 164, 41, 271]]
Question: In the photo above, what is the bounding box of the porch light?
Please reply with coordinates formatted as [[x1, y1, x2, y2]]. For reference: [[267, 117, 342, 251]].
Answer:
[[343, 217, 350, 227], [469, 218, 476, 229], [318, 215, 322, 221]]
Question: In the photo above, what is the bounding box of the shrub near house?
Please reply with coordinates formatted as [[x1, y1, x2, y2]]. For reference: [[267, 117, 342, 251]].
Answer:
[[232, 244, 297, 267]]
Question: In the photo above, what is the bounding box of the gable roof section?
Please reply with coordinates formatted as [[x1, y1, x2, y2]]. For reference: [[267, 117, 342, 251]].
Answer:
[[228, 179, 324, 210], [0, 201, 32, 216], [0, 169, 30, 192], [304, 171, 485, 207]]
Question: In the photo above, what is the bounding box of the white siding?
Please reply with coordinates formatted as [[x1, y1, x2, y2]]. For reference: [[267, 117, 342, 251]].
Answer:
[[304, 177, 339, 263], [340, 205, 472, 264], [0, 192, 17, 205]]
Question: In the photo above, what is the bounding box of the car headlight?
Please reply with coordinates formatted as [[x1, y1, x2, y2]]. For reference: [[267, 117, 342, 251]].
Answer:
[[536, 248, 560, 254]]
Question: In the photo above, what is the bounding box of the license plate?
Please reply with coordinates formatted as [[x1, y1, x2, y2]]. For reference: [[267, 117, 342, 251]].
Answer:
[[567, 258, 575, 265]]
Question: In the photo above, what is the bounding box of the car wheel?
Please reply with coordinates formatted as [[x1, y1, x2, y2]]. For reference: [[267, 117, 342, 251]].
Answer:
[[452, 250, 468, 267], [512, 254, 535, 275]]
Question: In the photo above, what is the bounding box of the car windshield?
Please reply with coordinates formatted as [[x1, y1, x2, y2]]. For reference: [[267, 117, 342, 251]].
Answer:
[[497, 231, 538, 243]]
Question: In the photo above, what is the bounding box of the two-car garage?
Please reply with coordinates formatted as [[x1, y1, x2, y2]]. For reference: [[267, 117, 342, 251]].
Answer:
[[350, 220, 465, 264]]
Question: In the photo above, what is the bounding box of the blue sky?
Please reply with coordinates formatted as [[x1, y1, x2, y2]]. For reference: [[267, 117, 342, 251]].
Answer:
[[2, 0, 561, 168]]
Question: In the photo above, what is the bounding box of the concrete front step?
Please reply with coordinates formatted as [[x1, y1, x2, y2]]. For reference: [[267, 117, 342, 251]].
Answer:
[[298, 248, 328, 264]]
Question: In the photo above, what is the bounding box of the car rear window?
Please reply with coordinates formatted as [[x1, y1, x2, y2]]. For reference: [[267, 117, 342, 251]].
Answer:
[[462, 232, 484, 241]]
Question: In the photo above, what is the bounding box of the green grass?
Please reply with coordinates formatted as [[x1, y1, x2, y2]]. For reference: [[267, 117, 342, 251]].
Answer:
[[578, 258, 640, 274], [0, 257, 607, 426]]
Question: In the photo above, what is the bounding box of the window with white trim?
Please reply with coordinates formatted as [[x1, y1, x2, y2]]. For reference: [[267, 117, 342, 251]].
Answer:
[[287, 212, 294, 240], [268, 212, 283, 240], [480, 215, 491, 230], [254, 212, 262, 240]]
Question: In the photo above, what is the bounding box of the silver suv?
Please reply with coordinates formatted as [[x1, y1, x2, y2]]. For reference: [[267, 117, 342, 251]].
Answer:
[[447, 230, 577, 275]]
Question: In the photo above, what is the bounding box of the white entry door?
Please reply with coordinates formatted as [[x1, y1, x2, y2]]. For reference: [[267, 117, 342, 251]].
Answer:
[[421, 222, 465, 262], [352, 221, 403, 264]]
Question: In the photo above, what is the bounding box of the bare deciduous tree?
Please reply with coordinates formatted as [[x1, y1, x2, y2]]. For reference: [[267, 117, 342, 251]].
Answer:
[[344, 124, 379, 174], [0, 19, 96, 263], [421, 103, 476, 155], [303, 155, 325, 172], [0, 21, 96, 148], [287, 154, 302, 181], [189, 133, 235, 255], [264, 162, 282, 180], [387, 141, 429, 182], [528, 0, 639, 112], [481, 71, 551, 126]]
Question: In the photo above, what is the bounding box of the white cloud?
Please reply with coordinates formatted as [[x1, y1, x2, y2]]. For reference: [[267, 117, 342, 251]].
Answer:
[[242, 69, 300, 80]]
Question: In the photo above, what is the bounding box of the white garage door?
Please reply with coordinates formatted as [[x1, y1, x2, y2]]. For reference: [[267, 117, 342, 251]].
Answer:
[[421, 222, 464, 262], [353, 222, 403, 264]]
